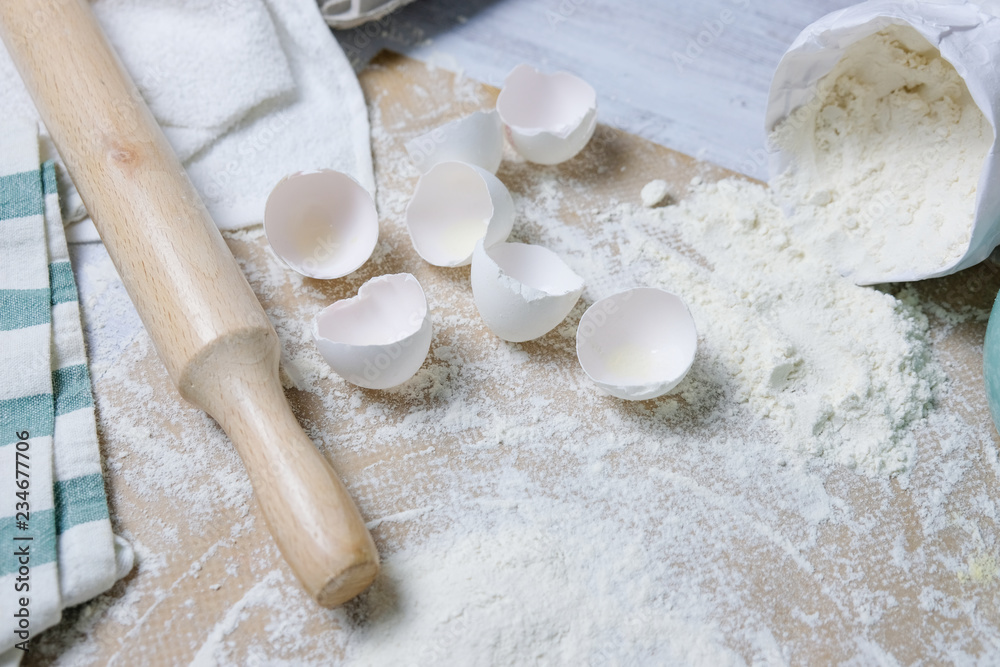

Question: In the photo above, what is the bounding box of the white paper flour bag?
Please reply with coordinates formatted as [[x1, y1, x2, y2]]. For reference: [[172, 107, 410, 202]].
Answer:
[[766, 1, 1000, 284]]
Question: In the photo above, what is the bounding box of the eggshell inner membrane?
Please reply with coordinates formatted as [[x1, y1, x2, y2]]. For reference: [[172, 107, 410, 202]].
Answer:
[[578, 289, 696, 387], [315, 274, 427, 346], [264, 170, 378, 279], [407, 162, 495, 265], [498, 65, 597, 137], [487, 243, 584, 295]]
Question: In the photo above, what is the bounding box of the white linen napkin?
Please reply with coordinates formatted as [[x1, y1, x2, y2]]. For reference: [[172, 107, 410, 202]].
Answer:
[[0, 0, 375, 242], [0, 121, 133, 667]]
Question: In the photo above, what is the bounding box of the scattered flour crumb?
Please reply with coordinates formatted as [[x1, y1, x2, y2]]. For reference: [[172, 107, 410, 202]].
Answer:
[[640, 178, 671, 207], [43, 55, 1000, 665], [523, 175, 940, 476]]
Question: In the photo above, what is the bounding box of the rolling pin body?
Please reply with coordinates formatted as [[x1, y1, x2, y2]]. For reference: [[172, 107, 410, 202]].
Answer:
[[0, 0, 378, 606]]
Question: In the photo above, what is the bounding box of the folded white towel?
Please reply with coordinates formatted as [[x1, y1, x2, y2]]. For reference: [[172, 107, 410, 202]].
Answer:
[[186, 0, 377, 230], [0, 0, 375, 242], [95, 0, 296, 163]]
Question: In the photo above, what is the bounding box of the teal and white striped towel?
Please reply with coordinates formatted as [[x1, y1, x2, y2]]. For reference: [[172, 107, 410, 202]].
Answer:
[[1, 121, 133, 665]]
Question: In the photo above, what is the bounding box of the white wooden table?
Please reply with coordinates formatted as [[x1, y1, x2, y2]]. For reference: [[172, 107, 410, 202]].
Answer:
[[333, 0, 855, 180], [36, 3, 1000, 664], [73, 0, 856, 377]]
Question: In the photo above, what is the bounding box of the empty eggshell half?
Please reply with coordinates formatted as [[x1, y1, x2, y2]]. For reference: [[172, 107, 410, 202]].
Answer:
[[471, 240, 584, 343], [405, 161, 515, 267], [496, 64, 598, 165], [312, 273, 432, 390], [576, 288, 697, 401], [405, 110, 505, 174], [264, 170, 379, 279]]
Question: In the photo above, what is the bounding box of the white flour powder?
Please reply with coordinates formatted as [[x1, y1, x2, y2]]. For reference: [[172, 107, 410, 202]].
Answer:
[[640, 178, 670, 207], [770, 25, 994, 284], [618, 177, 938, 475], [335, 174, 946, 665], [33, 63, 1000, 665], [42, 160, 994, 667]]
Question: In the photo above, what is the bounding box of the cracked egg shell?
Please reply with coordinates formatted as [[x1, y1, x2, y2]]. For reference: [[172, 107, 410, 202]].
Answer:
[[264, 170, 378, 279], [405, 110, 504, 174], [496, 64, 598, 165], [576, 288, 697, 401], [471, 240, 584, 343], [312, 273, 432, 390], [405, 161, 515, 267]]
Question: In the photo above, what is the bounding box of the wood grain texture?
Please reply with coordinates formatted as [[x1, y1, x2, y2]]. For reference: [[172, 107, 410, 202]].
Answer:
[[19, 52, 1000, 666], [0, 0, 377, 608]]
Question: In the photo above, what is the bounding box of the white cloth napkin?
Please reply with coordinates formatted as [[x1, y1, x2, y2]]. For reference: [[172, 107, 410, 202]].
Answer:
[[0, 122, 133, 667], [0, 0, 375, 242]]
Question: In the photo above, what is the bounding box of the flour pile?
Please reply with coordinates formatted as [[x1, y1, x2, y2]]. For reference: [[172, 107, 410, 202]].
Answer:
[[616, 178, 938, 475], [346, 501, 747, 667], [333, 162, 947, 659], [29, 34, 1000, 667], [770, 25, 994, 284]]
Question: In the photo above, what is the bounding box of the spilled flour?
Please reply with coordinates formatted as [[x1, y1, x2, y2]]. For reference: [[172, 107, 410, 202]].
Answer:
[[770, 25, 994, 283], [619, 178, 938, 475], [33, 60, 1000, 666]]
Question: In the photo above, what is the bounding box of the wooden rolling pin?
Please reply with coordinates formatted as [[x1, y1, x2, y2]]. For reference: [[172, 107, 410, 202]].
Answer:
[[0, 0, 379, 606]]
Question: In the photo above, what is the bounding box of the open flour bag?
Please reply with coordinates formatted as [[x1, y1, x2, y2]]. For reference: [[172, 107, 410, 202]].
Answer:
[[765, 1, 1000, 284]]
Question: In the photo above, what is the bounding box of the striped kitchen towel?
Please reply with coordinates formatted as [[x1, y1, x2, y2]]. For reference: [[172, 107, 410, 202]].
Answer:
[[0, 122, 133, 665]]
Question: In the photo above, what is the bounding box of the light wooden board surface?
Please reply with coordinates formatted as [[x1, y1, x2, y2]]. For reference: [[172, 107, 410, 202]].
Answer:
[[67, 0, 858, 387], [26, 52, 1000, 665]]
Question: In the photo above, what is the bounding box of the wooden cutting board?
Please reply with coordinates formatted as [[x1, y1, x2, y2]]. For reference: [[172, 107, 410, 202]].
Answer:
[[24, 52, 1000, 665]]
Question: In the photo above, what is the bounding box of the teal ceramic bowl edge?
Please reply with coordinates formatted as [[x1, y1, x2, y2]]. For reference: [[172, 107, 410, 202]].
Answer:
[[984, 290, 1000, 434]]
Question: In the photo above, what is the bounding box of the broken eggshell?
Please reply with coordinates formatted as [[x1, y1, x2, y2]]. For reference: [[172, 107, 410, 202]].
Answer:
[[405, 110, 505, 174], [471, 240, 585, 342], [264, 169, 378, 279], [576, 288, 697, 401], [496, 64, 598, 165], [405, 161, 515, 267], [312, 273, 432, 390]]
